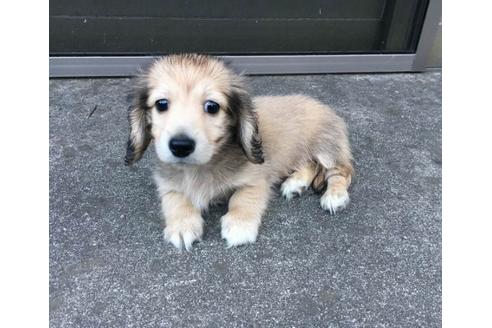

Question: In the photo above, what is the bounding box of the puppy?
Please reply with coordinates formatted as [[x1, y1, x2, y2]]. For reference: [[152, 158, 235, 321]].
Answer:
[[125, 54, 354, 250]]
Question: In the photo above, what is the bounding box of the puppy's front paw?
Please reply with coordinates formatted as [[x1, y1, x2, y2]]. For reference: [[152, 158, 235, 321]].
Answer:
[[164, 215, 204, 251], [320, 188, 350, 215], [221, 213, 260, 248]]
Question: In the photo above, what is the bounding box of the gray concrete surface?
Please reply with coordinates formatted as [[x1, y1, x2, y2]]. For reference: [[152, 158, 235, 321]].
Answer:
[[50, 72, 441, 327]]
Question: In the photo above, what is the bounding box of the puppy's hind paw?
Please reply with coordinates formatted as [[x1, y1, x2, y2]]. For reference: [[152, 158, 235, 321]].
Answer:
[[280, 177, 309, 200], [320, 188, 350, 215], [164, 215, 204, 251]]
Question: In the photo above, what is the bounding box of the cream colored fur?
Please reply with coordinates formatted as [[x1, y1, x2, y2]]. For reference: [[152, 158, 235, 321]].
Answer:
[[126, 54, 354, 250]]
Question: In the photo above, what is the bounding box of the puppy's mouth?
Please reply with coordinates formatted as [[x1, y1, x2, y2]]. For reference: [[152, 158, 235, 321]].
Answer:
[[160, 155, 209, 166], [172, 158, 195, 165], [162, 157, 196, 165]]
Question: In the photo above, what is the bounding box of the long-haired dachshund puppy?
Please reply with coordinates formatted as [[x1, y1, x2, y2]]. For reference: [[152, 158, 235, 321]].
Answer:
[[125, 54, 354, 250]]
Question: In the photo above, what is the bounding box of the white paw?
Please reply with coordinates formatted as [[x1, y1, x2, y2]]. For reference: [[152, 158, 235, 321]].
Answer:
[[163, 215, 204, 251], [280, 177, 309, 200], [320, 189, 350, 214], [221, 214, 260, 247]]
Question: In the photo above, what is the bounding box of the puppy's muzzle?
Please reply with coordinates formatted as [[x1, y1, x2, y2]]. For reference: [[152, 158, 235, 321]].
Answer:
[[169, 135, 196, 158]]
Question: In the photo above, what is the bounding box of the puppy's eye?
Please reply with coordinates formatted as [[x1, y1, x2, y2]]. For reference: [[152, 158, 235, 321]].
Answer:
[[204, 100, 220, 114], [155, 99, 169, 112]]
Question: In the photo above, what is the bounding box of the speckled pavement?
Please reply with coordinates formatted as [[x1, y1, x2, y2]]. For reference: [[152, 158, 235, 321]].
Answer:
[[50, 72, 441, 327]]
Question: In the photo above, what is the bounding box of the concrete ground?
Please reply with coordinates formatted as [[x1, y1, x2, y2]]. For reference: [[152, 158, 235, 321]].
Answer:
[[50, 72, 441, 327]]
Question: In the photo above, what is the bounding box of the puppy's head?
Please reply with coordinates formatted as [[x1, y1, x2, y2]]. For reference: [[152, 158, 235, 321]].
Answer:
[[125, 54, 263, 166]]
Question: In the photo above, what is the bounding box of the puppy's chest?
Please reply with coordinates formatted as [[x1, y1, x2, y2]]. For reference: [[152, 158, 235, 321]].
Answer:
[[169, 167, 238, 209]]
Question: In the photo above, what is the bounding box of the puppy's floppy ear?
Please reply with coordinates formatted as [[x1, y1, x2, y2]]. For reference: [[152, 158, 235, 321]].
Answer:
[[125, 85, 152, 165], [228, 86, 264, 164]]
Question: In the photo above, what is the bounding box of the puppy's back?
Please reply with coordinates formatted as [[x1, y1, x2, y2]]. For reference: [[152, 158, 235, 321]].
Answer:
[[253, 95, 347, 176]]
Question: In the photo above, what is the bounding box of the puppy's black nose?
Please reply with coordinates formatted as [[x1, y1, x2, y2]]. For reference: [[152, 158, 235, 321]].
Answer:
[[169, 135, 195, 158]]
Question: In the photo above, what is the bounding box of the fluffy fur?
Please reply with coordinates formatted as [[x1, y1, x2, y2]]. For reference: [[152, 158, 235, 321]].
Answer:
[[126, 54, 354, 250]]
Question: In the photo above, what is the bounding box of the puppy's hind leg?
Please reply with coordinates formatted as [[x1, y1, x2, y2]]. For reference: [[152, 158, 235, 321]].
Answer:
[[280, 162, 317, 200], [317, 154, 353, 214]]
